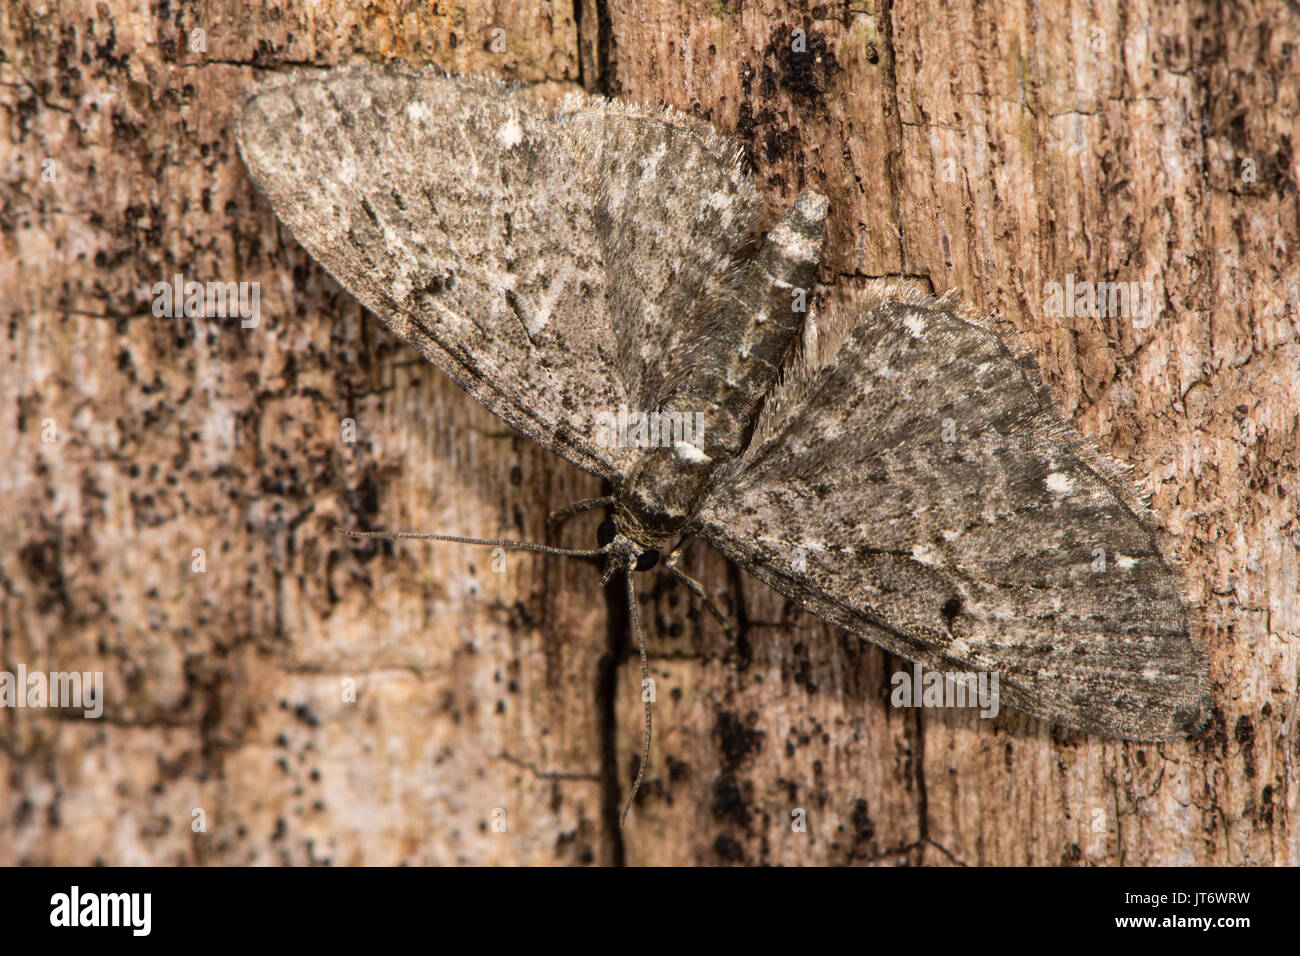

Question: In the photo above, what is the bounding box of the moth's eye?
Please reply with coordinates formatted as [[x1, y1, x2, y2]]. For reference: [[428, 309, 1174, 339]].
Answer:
[[597, 519, 617, 547], [635, 548, 660, 572]]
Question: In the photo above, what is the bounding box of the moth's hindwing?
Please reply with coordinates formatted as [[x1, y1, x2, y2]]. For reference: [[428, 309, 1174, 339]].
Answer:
[[698, 284, 1209, 740]]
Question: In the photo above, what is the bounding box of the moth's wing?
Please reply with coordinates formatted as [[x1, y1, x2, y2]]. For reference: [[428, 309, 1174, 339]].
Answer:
[[236, 66, 764, 479], [236, 66, 625, 477], [554, 101, 761, 408], [697, 282, 1210, 740]]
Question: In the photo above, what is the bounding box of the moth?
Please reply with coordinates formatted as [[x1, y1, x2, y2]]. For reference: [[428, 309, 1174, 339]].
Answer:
[[235, 64, 1211, 823]]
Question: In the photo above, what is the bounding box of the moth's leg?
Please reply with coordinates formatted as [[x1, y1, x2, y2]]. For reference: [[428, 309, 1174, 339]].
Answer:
[[545, 495, 614, 536], [621, 567, 651, 827], [665, 542, 736, 640]]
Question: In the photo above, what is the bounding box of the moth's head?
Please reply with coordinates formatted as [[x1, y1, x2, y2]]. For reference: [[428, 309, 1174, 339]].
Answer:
[[597, 517, 660, 573]]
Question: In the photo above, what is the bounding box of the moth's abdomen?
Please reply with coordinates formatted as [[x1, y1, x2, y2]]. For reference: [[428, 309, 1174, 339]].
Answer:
[[666, 190, 828, 464], [617, 192, 828, 538]]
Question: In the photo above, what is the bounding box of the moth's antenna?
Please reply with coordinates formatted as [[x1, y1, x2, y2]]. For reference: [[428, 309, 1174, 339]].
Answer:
[[620, 564, 652, 827], [334, 527, 607, 559]]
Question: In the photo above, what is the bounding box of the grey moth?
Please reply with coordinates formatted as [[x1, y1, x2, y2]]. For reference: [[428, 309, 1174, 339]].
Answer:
[[235, 64, 1211, 822]]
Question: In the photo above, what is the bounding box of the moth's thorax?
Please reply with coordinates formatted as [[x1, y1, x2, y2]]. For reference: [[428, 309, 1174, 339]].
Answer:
[[612, 475, 687, 549], [616, 445, 719, 546]]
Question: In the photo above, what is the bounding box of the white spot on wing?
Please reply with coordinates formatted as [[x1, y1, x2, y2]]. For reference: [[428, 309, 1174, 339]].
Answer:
[[903, 312, 927, 338], [637, 141, 668, 187], [674, 441, 711, 463], [496, 118, 523, 149], [911, 543, 940, 566], [1115, 553, 1138, 570], [1046, 471, 1074, 495]]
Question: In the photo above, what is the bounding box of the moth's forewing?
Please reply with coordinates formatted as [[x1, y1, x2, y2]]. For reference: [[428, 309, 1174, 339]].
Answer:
[[236, 65, 764, 482]]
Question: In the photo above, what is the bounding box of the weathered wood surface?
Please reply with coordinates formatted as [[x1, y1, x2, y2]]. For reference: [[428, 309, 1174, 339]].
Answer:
[[1, 0, 1296, 865]]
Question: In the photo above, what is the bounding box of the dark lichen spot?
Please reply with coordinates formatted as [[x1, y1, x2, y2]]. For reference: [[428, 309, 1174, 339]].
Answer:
[[850, 798, 874, 842], [774, 25, 840, 99], [712, 776, 753, 830], [714, 833, 745, 862], [940, 595, 962, 627], [715, 710, 764, 769], [1234, 714, 1256, 777]]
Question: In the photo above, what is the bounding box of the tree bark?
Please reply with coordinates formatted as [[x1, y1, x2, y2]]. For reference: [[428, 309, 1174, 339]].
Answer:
[[1, 0, 1295, 865]]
